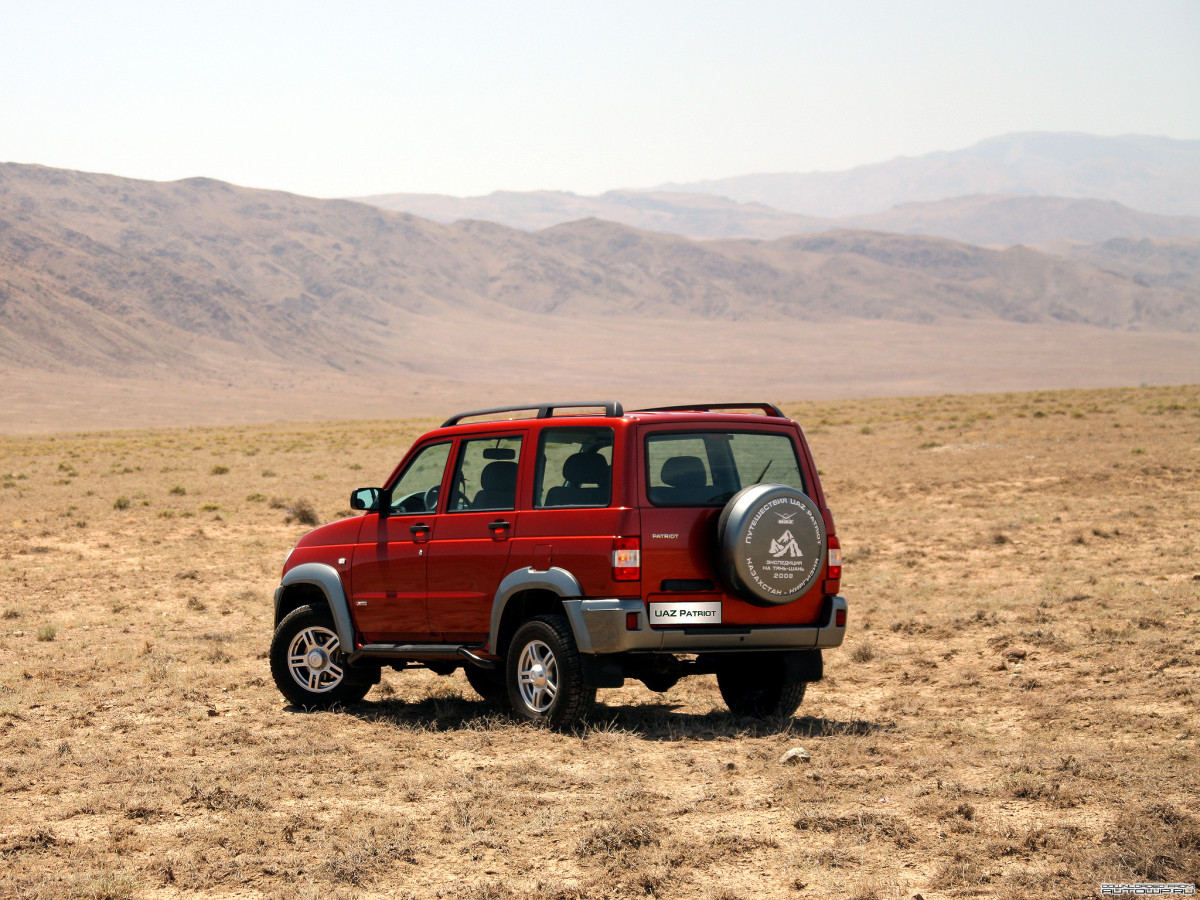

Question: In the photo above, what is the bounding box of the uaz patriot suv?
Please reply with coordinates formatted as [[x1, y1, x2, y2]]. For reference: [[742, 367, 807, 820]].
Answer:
[[269, 402, 846, 728]]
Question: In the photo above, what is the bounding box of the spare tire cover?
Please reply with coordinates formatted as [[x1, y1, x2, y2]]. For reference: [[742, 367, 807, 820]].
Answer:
[[717, 483, 827, 606]]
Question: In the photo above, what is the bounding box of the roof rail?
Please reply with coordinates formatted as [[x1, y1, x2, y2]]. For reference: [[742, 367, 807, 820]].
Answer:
[[442, 401, 624, 428], [636, 402, 787, 419]]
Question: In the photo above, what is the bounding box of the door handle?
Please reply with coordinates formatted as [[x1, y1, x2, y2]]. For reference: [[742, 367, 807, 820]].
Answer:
[[409, 523, 430, 542], [488, 519, 511, 540]]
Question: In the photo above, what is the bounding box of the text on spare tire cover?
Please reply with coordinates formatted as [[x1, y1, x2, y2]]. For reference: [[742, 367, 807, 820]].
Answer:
[[744, 495, 823, 597]]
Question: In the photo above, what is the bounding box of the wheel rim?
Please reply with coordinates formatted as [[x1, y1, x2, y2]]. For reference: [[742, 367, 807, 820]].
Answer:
[[516, 639, 558, 714], [286, 625, 344, 693]]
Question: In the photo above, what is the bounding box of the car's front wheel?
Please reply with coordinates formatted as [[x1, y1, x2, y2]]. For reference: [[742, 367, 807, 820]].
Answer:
[[270, 604, 371, 709], [506, 615, 594, 729]]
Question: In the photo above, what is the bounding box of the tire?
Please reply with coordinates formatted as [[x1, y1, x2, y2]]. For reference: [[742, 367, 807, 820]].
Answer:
[[270, 604, 371, 709], [506, 615, 595, 729], [464, 665, 507, 704], [716, 483, 827, 606], [716, 658, 807, 719]]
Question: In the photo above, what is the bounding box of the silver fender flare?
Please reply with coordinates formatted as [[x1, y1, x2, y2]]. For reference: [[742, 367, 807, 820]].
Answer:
[[490, 567, 587, 652], [277, 562, 356, 651]]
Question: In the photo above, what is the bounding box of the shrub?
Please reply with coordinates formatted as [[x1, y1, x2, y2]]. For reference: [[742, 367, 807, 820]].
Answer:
[[37, 625, 57, 642], [851, 641, 876, 663], [113, 496, 131, 510], [287, 499, 320, 527]]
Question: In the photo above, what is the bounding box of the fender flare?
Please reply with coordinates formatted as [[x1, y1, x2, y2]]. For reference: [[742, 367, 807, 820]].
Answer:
[[490, 567, 585, 652], [277, 562, 356, 651]]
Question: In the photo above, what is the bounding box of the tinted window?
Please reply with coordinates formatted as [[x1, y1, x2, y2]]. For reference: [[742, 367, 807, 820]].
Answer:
[[646, 431, 805, 507], [388, 442, 451, 514], [534, 427, 614, 508], [449, 435, 524, 512]]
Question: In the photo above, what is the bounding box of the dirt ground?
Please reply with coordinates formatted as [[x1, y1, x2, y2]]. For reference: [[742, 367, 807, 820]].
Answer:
[[1, 385, 1197, 899]]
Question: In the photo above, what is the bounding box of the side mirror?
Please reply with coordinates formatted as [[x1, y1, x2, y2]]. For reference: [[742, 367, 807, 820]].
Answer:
[[350, 487, 381, 512]]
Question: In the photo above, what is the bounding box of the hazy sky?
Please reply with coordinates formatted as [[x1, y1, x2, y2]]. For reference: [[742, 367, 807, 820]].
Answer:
[[2, 0, 1197, 198]]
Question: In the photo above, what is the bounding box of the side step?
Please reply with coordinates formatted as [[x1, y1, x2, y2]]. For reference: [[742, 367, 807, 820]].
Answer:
[[348, 642, 487, 665]]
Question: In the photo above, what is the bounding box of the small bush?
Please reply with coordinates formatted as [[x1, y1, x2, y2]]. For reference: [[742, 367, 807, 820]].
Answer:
[[170, 485, 187, 495], [37, 625, 57, 642], [210, 465, 229, 475], [286, 499, 320, 527], [851, 641, 876, 663], [113, 496, 131, 510]]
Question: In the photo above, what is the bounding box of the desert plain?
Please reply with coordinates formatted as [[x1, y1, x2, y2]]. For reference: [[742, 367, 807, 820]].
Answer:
[[1, 384, 1198, 899]]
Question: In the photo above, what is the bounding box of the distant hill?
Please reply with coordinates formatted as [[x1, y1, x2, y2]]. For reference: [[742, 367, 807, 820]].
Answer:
[[1045, 237, 1200, 295], [656, 133, 1200, 218], [1, 163, 1197, 385], [357, 189, 829, 240], [359, 188, 1200, 246], [843, 196, 1200, 246]]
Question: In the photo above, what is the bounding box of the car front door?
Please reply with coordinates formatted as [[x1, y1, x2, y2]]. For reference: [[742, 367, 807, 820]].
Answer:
[[349, 441, 451, 643]]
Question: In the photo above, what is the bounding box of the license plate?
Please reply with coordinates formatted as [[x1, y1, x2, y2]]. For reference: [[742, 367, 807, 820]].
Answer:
[[648, 601, 722, 625]]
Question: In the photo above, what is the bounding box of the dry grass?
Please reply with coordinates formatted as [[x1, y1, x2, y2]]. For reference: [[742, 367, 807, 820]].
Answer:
[[1, 385, 1198, 898]]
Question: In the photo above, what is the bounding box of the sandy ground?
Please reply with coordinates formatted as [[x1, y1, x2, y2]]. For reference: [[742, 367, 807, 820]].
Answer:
[[0, 385, 1198, 898], [3, 318, 1199, 433]]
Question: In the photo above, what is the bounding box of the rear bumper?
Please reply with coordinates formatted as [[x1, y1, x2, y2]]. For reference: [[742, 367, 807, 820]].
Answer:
[[565, 595, 847, 655]]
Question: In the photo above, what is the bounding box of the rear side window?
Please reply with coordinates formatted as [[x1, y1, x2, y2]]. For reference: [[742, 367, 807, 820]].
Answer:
[[645, 431, 805, 506], [534, 427, 614, 508]]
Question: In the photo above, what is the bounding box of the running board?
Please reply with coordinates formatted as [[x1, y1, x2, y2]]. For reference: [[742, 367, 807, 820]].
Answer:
[[348, 642, 486, 664], [458, 647, 497, 670]]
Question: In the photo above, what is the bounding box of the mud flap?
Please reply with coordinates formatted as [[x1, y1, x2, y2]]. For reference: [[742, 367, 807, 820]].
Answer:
[[782, 649, 823, 683], [580, 655, 626, 689]]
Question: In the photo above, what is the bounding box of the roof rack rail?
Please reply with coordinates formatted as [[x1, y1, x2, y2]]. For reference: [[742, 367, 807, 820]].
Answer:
[[442, 401, 624, 428], [636, 402, 787, 419]]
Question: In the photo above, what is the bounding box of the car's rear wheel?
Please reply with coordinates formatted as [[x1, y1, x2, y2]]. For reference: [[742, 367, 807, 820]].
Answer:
[[270, 604, 371, 709], [716, 660, 807, 718], [506, 615, 594, 729]]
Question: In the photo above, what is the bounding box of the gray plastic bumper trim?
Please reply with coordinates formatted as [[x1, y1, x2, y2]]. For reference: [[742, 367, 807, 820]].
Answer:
[[277, 562, 356, 651], [571, 595, 847, 655]]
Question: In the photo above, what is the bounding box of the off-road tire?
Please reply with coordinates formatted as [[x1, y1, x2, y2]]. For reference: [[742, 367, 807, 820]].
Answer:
[[464, 665, 508, 704], [506, 614, 595, 729], [716, 483, 827, 606], [716, 662, 807, 719], [270, 603, 371, 709]]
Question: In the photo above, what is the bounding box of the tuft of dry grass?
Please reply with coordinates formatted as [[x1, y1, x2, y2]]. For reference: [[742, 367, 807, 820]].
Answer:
[[0, 385, 1197, 898]]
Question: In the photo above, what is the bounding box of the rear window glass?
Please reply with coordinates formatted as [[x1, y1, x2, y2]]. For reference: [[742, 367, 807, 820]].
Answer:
[[534, 427, 614, 508], [645, 431, 805, 507]]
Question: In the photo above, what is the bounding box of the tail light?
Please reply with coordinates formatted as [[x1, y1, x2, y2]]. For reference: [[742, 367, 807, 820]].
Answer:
[[612, 537, 641, 581], [823, 535, 841, 595]]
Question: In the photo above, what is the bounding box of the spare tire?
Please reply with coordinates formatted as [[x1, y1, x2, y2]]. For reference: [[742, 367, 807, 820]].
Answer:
[[717, 484, 827, 606]]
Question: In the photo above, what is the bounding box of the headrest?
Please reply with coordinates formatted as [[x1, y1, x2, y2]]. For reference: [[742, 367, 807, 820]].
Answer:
[[660, 456, 706, 489], [480, 460, 518, 491], [563, 452, 609, 486]]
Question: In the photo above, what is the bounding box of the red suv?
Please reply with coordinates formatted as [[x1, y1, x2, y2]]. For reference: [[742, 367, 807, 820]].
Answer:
[[270, 402, 846, 727]]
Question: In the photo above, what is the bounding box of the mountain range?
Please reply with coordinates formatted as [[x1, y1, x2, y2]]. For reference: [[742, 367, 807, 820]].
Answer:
[[2, 133, 1198, 431], [359, 134, 1200, 242]]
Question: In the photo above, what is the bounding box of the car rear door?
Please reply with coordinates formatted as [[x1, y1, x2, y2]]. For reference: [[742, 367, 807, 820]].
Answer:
[[638, 424, 825, 628]]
